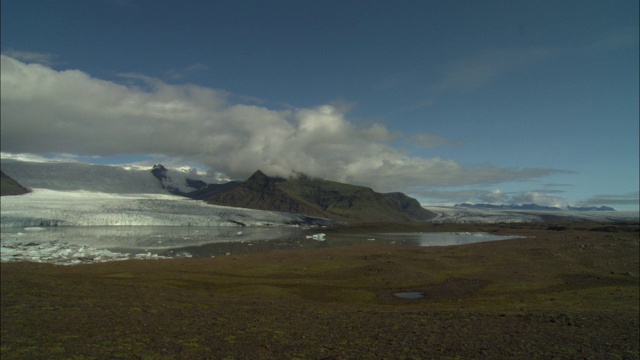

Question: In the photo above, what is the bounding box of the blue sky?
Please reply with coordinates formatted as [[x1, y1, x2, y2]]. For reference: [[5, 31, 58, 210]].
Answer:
[[1, 0, 638, 210]]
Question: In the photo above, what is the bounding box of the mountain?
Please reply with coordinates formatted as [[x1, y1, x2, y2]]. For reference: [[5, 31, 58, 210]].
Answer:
[[567, 205, 616, 211], [199, 170, 436, 223], [0, 171, 30, 196], [455, 203, 616, 212], [1, 159, 634, 226], [455, 203, 562, 211], [149, 165, 436, 223]]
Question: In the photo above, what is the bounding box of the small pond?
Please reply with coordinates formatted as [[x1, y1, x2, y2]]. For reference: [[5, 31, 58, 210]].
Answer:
[[393, 291, 425, 299]]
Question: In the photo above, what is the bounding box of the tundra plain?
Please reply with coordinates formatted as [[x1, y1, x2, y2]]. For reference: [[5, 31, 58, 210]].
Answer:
[[1, 221, 638, 359]]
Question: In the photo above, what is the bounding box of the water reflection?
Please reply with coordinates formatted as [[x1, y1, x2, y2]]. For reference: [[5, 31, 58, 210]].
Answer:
[[1, 227, 523, 258]]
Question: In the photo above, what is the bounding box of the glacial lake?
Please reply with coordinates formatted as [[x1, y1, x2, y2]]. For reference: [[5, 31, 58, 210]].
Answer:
[[0, 226, 524, 259]]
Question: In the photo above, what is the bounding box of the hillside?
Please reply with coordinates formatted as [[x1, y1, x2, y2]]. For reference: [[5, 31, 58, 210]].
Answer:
[[0, 171, 29, 196], [202, 170, 436, 223]]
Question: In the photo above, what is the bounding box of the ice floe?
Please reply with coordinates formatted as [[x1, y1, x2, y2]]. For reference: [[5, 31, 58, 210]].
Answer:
[[0, 239, 169, 265], [306, 233, 326, 241]]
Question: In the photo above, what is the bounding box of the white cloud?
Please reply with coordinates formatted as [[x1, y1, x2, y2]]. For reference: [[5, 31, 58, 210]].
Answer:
[[1, 50, 56, 66], [0, 55, 568, 192], [581, 192, 640, 206], [165, 63, 210, 80], [584, 26, 639, 54], [0, 152, 66, 163], [477, 189, 510, 204], [430, 47, 554, 94], [408, 133, 464, 148], [510, 191, 567, 208], [429, 28, 637, 98], [415, 189, 503, 203], [417, 188, 569, 208]]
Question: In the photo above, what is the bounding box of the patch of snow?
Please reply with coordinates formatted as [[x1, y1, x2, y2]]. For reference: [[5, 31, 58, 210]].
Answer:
[[23, 227, 48, 232]]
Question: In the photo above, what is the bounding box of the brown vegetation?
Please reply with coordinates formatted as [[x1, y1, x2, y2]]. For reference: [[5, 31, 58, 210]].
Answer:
[[1, 222, 638, 359]]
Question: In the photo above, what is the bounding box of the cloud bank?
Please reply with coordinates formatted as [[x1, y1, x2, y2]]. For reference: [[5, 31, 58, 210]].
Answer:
[[582, 192, 640, 206], [2, 50, 56, 66], [0, 55, 567, 193], [416, 188, 571, 208], [430, 47, 554, 94]]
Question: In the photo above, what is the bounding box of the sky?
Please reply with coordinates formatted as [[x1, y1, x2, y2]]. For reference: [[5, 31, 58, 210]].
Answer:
[[1, 0, 638, 210]]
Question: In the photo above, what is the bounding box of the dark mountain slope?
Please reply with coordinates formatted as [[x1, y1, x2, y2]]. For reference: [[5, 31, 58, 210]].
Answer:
[[202, 170, 436, 223], [202, 171, 328, 218], [383, 192, 435, 221], [0, 171, 30, 196]]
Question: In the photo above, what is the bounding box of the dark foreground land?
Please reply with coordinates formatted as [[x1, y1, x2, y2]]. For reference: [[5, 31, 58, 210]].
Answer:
[[1, 222, 639, 359]]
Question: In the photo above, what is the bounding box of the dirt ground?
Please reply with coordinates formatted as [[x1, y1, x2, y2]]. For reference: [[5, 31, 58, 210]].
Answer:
[[1, 222, 638, 359]]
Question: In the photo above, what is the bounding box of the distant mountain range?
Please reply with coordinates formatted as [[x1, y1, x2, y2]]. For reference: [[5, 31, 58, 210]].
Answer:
[[3, 158, 620, 226], [152, 165, 436, 223], [566, 205, 616, 211], [2, 159, 636, 227], [455, 203, 615, 212]]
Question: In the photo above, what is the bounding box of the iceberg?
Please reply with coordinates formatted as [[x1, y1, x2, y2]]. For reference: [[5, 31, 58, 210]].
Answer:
[[0, 239, 168, 265], [306, 233, 326, 241]]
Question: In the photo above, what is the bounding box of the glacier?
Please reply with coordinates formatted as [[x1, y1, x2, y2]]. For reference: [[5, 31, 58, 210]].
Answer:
[[0, 159, 334, 265], [0, 188, 324, 227]]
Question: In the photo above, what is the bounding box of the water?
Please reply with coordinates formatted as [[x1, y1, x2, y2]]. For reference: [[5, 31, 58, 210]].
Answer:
[[1, 226, 525, 261], [326, 232, 525, 247], [394, 291, 425, 299]]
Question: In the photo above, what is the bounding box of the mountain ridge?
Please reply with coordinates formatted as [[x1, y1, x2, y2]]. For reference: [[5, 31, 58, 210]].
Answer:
[[3, 159, 634, 226], [168, 169, 437, 223], [0, 171, 30, 196]]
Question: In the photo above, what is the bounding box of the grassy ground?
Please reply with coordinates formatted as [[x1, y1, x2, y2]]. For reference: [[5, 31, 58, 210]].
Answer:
[[1, 222, 638, 359]]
